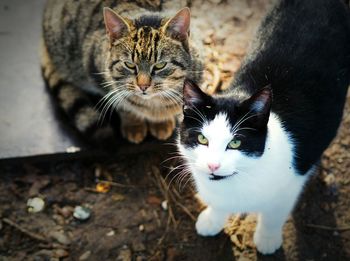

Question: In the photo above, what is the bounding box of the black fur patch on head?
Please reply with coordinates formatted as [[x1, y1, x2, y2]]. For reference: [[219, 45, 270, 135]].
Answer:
[[134, 15, 163, 29], [180, 81, 270, 157]]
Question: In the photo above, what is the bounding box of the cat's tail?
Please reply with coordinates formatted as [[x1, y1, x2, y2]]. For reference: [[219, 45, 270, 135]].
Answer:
[[40, 38, 116, 146]]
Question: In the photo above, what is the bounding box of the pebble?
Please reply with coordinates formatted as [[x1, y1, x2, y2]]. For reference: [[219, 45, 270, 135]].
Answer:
[[73, 206, 91, 221], [161, 200, 168, 211], [106, 230, 115, 236], [27, 197, 45, 213]]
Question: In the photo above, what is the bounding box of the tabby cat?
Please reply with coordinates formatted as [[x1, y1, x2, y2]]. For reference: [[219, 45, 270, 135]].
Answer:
[[41, 0, 202, 144], [177, 0, 350, 255]]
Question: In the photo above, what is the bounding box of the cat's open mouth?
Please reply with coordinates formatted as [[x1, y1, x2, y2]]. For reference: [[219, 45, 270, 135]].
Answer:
[[209, 172, 237, 181]]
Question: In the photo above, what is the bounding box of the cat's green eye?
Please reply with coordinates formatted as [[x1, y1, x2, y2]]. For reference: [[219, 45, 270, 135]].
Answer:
[[227, 139, 241, 149], [197, 134, 208, 145], [153, 62, 167, 70], [124, 61, 136, 70]]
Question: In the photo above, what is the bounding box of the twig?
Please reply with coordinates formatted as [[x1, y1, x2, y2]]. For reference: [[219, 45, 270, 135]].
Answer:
[[173, 200, 196, 221], [306, 223, 350, 231], [97, 179, 135, 188], [2, 218, 49, 242]]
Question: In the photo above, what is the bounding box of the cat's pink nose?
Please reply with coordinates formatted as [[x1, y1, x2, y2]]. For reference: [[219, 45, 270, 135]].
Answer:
[[138, 84, 150, 92], [208, 163, 220, 172]]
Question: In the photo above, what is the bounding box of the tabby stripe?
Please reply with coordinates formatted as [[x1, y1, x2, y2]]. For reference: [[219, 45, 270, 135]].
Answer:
[[84, 120, 100, 136], [108, 60, 120, 71], [88, 45, 104, 86], [170, 76, 184, 81], [171, 60, 186, 70], [153, 32, 160, 61], [127, 96, 179, 109], [66, 97, 91, 117], [83, 1, 103, 39], [126, 97, 146, 108], [74, 106, 99, 133], [46, 79, 67, 97]]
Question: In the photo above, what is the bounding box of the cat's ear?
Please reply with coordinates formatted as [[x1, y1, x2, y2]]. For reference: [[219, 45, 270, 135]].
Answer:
[[240, 87, 272, 127], [183, 80, 210, 109], [164, 7, 191, 42], [103, 7, 130, 42]]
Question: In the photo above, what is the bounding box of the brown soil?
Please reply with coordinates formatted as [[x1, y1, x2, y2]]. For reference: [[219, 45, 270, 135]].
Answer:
[[1, 0, 350, 260]]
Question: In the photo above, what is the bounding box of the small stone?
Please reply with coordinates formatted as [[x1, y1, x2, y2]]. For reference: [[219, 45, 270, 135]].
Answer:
[[161, 200, 168, 211], [73, 206, 91, 221], [79, 251, 91, 260], [106, 230, 115, 236], [138, 224, 145, 232], [27, 197, 45, 213]]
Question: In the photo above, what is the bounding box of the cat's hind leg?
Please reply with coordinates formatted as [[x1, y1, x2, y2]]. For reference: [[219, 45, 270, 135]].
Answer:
[[195, 207, 230, 236]]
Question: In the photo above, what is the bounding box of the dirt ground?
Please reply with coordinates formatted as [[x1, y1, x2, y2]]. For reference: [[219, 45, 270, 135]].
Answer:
[[1, 0, 350, 260]]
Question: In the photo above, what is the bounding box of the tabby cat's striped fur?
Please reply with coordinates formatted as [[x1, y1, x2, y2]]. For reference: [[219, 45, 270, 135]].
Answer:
[[41, 0, 203, 144]]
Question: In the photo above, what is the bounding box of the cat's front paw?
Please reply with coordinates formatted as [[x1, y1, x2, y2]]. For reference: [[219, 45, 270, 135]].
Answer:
[[253, 227, 282, 255], [149, 118, 175, 141], [121, 121, 147, 144], [195, 208, 224, 236]]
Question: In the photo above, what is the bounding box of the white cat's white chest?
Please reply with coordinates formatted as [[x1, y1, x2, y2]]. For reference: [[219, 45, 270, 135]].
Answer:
[[180, 113, 309, 213]]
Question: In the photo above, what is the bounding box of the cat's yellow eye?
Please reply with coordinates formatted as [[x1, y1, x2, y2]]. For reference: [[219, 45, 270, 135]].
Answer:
[[227, 139, 241, 149], [197, 134, 208, 145], [153, 62, 167, 70], [124, 61, 136, 70]]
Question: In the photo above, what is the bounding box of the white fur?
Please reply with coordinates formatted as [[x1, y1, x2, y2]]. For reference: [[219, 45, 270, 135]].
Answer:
[[178, 112, 313, 254]]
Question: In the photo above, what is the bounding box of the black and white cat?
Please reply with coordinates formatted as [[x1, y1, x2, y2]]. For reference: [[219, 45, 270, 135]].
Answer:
[[177, 0, 350, 255]]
